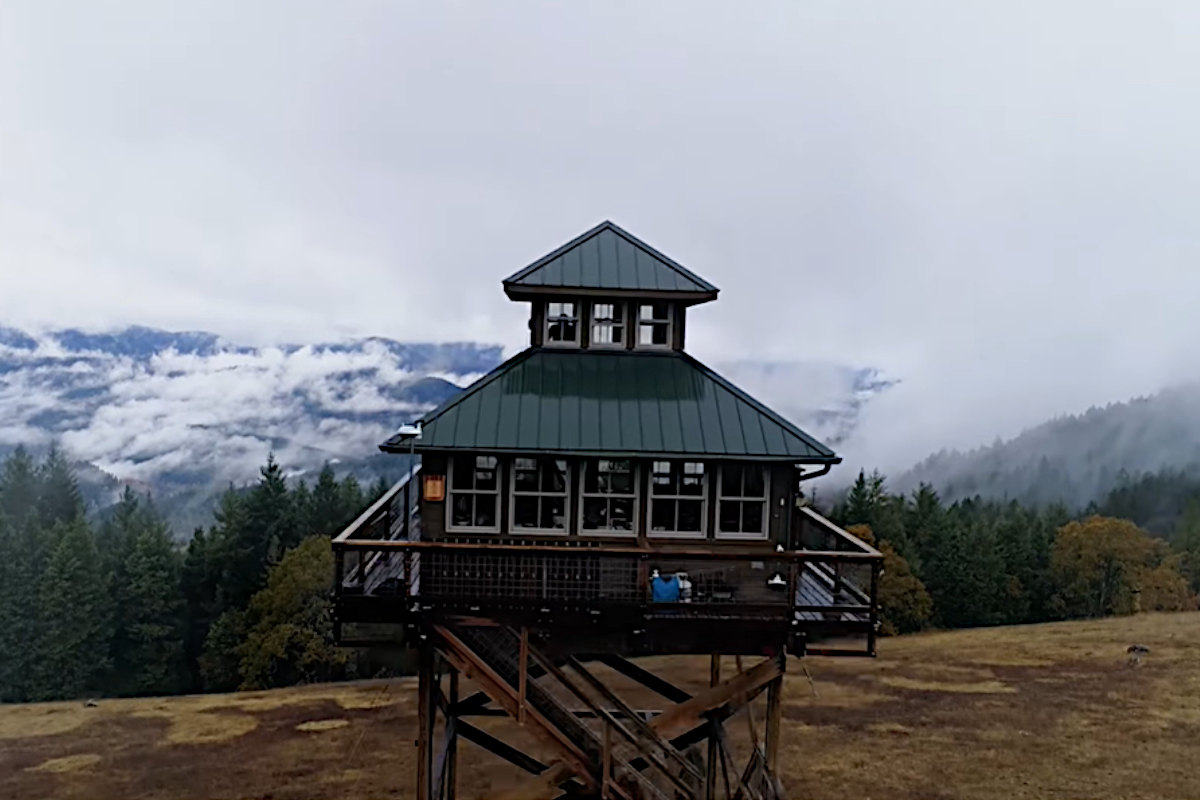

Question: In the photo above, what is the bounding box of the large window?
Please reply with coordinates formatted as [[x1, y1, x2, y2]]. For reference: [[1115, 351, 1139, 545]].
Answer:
[[637, 301, 672, 348], [545, 301, 579, 346], [590, 301, 625, 348], [717, 464, 768, 539], [448, 455, 500, 532], [511, 457, 569, 533], [581, 459, 637, 535], [649, 461, 706, 538]]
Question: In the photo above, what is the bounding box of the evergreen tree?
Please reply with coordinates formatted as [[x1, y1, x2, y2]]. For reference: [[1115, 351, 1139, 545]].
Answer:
[[1173, 499, 1200, 595], [308, 463, 345, 538], [35, 521, 113, 700], [37, 442, 84, 527], [181, 526, 223, 693], [110, 495, 185, 696], [0, 445, 40, 529], [924, 512, 1007, 628]]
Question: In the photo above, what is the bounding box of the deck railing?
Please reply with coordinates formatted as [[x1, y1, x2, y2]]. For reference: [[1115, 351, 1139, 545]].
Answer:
[[332, 474, 882, 652]]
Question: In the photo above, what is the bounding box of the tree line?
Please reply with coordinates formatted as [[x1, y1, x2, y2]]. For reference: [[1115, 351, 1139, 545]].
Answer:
[[829, 470, 1199, 635], [0, 446, 383, 703], [3, 444, 1199, 704]]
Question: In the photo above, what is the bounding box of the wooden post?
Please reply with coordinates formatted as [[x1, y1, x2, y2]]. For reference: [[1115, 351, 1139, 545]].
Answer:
[[765, 672, 784, 799], [518, 627, 529, 726], [602, 719, 612, 800], [705, 653, 720, 800], [417, 644, 435, 800], [447, 665, 459, 800]]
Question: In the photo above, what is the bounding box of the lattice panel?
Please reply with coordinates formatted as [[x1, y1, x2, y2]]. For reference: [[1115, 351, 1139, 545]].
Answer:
[[421, 552, 642, 602]]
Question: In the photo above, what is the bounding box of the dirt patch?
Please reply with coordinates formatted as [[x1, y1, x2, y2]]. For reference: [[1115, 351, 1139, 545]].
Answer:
[[25, 753, 102, 773]]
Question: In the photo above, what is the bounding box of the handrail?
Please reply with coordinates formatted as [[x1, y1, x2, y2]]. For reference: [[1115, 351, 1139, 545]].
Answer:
[[331, 538, 881, 562], [797, 506, 883, 558], [332, 465, 420, 543]]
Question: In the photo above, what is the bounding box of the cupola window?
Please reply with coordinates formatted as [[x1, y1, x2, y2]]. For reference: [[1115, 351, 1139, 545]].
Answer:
[[590, 301, 625, 348], [545, 301, 580, 346], [637, 302, 672, 348]]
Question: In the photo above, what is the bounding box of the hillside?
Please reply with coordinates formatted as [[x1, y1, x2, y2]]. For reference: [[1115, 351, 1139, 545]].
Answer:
[[895, 384, 1200, 509], [2, 612, 1197, 800]]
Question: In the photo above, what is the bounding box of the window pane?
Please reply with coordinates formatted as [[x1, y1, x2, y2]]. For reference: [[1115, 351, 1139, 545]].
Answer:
[[650, 322, 669, 345], [678, 499, 703, 532], [594, 303, 613, 320], [719, 500, 741, 533], [592, 323, 622, 345], [639, 302, 668, 322], [609, 498, 634, 530], [452, 456, 476, 490], [541, 496, 566, 529], [474, 495, 497, 528], [744, 465, 765, 498], [681, 462, 704, 496], [513, 495, 538, 528], [549, 302, 576, 319], [742, 501, 763, 534], [651, 499, 675, 531], [452, 494, 473, 527], [583, 463, 601, 494], [474, 456, 497, 491], [549, 320, 578, 342], [514, 459, 538, 492], [608, 468, 634, 495], [651, 461, 676, 495], [542, 460, 568, 493], [582, 497, 608, 529], [721, 464, 742, 497]]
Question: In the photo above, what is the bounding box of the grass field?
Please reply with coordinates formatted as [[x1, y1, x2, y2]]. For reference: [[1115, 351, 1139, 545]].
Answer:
[[2, 612, 1199, 799]]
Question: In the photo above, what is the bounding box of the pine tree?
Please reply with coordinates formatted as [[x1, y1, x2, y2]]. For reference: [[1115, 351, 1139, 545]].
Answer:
[[35, 521, 113, 700], [308, 463, 344, 538], [181, 526, 222, 693], [0, 445, 40, 529], [110, 495, 185, 696], [37, 442, 84, 528], [1173, 499, 1200, 595]]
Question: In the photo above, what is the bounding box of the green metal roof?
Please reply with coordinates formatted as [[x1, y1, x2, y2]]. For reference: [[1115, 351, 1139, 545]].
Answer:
[[503, 221, 719, 298], [383, 349, 837, 462]]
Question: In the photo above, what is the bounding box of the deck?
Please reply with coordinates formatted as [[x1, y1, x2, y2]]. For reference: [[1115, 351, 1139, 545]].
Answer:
[[332, 469, 882, 657]]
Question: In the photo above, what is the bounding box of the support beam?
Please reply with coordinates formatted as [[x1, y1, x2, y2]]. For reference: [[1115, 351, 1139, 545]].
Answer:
[[706, 654, 720, 800], [764, 675, 783, 789], [457, 720, 550, 775], [447, 667, 459, 800], [417, 645, 436, 800], [591, 654, 694, 704], [649, 654, 784, 740], [519, 627, 529, 726]]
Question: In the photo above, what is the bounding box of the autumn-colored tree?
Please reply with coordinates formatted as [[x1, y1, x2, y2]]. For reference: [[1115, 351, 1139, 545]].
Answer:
[[846, 524, 932, 635], [1050, 516, 1192, 618], [235, 535, 348, 690]]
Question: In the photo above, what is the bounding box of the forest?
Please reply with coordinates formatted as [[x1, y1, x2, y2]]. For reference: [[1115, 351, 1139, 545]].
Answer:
[[1, 447, 1200, 703]]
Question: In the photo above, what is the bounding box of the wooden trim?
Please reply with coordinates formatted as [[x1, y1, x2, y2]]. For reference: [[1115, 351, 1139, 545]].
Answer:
[[334, 538, 882, 561]]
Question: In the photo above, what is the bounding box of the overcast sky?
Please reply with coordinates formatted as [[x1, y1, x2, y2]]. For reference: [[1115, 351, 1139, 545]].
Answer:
[[2, 1, 1199, 472]]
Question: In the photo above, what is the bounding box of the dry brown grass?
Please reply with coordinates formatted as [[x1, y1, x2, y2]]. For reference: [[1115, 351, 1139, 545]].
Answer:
[[1, 613, 1198, 799]]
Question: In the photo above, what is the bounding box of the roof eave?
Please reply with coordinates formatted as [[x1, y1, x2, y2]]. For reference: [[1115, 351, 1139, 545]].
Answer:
[[503, 284, 719, 305], [381, 442, 841, 463]]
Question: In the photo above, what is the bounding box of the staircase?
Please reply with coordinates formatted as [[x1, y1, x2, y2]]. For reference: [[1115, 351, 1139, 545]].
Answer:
[[435, 624, 708, 800]]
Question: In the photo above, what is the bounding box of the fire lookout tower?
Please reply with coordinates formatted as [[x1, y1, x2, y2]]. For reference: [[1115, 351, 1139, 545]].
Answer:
[[333, 221, 882, 800]]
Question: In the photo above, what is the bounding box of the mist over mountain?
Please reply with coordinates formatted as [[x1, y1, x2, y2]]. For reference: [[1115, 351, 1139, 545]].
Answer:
[[893, 384, 1200, 510], [0, 323, 892, 531]]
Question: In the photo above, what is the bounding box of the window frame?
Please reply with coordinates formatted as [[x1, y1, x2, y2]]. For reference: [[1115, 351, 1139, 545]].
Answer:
[[544, 300, 581, 348], [588, 300, 626, 350], [446, 455, 502, 534], [578, 458, 639, 537], [636, 301, 673, 350], [508, 456, 571, 535], [715, 463, 771, 540], [648, 460, 708, 539]]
